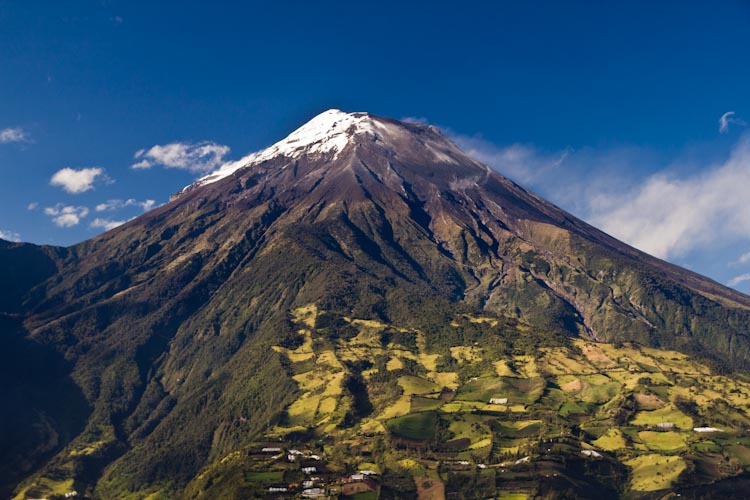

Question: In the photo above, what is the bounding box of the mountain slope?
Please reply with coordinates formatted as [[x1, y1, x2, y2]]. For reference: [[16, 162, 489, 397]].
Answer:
[[5, 110, 750, 498]]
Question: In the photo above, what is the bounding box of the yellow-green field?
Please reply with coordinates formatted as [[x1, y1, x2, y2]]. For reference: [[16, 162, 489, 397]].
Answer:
[[592, 429, 627, 451], [630, 405, 693, 430], [624, 454, 686, 491]]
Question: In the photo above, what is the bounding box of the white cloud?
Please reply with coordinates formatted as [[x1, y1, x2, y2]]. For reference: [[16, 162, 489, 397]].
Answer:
[[449, 133, 572, 186], [405, 119, 576, 187], [0, 127, 30, 143], [50, 167, 106, 194], [728, 274, 750, 287], [132, 141, 230, 173], [443, 122, 750, 263], [90, 217, 130, 231], [95, 198, 155, 212], [44, 204, 89, 227], [0, 230, 21, 242], [588, 135, 750, 259], [27, 202, 39, 211], [737, 252, 750, 265], [719, 111, 747, 134], [401, 116, 430, 125]]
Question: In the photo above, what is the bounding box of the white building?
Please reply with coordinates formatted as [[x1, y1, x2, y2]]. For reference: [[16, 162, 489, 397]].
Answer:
[[302, 488, 325, 498], [489, 397, 508, 404]]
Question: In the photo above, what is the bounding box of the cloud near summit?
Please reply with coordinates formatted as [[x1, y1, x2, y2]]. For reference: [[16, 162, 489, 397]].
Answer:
[[132, 141, 230, 173], [436, 119, 750, 263], [589, 135, 750, 260]]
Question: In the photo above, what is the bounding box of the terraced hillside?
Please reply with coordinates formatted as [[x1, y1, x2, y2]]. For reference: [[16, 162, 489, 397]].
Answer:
[[167, 305, 750, 499]]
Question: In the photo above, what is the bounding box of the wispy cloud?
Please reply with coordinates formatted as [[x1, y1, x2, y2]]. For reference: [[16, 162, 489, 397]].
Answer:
[[90, 217, 130, 231], [737, 251, 750, 265], [44, 204, 89, 227], [588, 135, 750, 259], [728, 273, 750, 287], [401, 116, 430, 125], [719, 111, 747, 134], [27, 202, 39, 211], [0, 229, 21, 242], [132, 141, 230, 173], [0, 127, 31, 143], [95, 198, 155, 212], [450, 133, 573, 185], [50, 167, 107, 194], [440, 118, 750, 262], [410, 119, 577, 188]]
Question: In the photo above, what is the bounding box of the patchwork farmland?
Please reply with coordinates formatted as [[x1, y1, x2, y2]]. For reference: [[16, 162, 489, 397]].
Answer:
[[180, 306, 750, 498]]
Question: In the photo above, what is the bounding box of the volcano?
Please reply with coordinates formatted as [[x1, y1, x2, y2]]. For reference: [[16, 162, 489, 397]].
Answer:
[[4, 110, 750, 499]]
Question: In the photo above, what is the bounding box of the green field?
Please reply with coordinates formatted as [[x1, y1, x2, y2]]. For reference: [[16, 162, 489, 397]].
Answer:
[[386, 411, 438, 440], [638, 431, 687, 451], [630, 405, 693, 430], [455, 376, 545, 404], [350, 492, 378, 500], [399, 375, 441, 395], [411, 396, 444, 412], [245, 471, 284, 482]]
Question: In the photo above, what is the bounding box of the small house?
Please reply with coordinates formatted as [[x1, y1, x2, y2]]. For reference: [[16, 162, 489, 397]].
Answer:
[[581, 450, 602, 458], [341, 477, 378, 495], [489, 398, 508, 405]]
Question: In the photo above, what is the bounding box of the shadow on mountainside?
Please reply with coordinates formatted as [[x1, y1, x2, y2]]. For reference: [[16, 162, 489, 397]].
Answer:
[[0, 314, 90, 498]]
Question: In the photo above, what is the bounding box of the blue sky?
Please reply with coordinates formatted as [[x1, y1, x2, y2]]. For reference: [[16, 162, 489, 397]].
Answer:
[[1, 0, 749, 292]]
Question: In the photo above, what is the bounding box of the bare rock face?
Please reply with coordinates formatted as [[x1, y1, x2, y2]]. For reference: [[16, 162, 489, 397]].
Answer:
[[4, 110, 749, 498]]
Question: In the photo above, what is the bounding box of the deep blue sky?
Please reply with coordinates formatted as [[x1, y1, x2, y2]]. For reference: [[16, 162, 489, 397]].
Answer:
[[1, 1, 749, 291]]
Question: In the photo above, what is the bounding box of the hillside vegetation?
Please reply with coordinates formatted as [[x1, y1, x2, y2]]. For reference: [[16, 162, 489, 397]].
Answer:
[[81, 305, 750, 500]]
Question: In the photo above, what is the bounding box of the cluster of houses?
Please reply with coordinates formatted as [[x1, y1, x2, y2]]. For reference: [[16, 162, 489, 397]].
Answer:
[[250, 444, 380, 498], [265, 470, 379, 498]]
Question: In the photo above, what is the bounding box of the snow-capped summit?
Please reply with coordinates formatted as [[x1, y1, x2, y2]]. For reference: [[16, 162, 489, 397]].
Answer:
[[176, 109, 474, 200], [188, 109, 381, 190]]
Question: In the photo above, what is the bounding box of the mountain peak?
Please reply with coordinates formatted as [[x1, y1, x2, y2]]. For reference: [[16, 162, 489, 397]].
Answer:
[[188, 109, 381, 190], [180, 110, 465, 197]]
